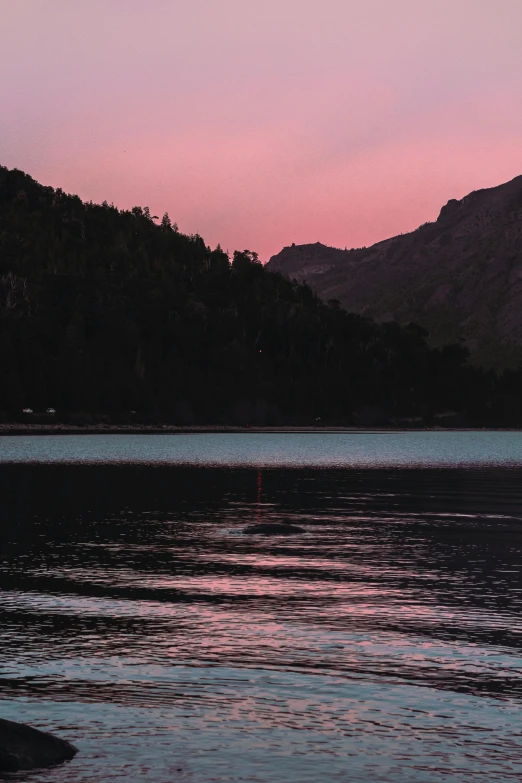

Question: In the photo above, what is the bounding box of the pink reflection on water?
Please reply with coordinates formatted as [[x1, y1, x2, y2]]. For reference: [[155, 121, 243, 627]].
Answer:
[[257, 469, 262, 525]]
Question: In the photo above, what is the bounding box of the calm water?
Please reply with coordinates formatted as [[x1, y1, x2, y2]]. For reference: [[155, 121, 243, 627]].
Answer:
[[2, 430, 522, 467], [0, 433, 522, 782]]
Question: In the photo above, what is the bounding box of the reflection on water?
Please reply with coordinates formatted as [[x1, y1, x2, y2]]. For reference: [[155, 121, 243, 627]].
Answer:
[[0, 449, 522, 781], [3, 430, 522, 466]]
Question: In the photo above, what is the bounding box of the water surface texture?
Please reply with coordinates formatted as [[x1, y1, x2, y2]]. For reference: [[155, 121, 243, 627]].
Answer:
[[2, 430, 522, 466], [0, 434, 522, 782]]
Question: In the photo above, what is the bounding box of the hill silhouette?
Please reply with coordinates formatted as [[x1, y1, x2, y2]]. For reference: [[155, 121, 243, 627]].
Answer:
[[1, 165, 520, 426], [267, 176, 522, 369]]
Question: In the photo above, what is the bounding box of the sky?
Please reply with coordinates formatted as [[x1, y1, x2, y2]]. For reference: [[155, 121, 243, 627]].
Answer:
[[1, 0, 521, 260]]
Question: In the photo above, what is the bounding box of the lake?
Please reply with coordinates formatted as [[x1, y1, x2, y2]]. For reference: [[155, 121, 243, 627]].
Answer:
[[0, 432, 521, 782]]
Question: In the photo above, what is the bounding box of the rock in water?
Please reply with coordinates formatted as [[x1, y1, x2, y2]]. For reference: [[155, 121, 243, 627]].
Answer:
[[243, 522, 305, 535], [0, 718, 78, 771]]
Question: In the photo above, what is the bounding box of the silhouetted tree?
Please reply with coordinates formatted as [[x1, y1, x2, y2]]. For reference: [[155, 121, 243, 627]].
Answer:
[[0, 164, 504, 425]]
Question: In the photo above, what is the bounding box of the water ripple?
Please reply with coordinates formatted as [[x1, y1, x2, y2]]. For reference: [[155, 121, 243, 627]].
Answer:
[[1, 452, 522, 781]]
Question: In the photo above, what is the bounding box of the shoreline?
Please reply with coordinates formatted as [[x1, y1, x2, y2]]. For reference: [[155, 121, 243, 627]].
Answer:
[[0, 423, 516, 436]]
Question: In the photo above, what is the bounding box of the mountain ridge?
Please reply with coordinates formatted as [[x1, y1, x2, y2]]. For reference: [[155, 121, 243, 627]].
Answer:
[[267, 175, 522, 368], [3, 163, 505, 426]]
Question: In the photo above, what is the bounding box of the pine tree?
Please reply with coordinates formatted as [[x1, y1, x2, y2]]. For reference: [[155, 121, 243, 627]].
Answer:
[[161, 212, 172, 231]]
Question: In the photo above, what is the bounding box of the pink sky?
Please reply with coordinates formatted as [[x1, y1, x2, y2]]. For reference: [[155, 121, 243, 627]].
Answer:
[[1, 0, 521, 260]]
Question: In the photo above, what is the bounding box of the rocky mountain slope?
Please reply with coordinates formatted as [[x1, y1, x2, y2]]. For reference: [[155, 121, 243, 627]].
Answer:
[[267, 176, 522, 368]]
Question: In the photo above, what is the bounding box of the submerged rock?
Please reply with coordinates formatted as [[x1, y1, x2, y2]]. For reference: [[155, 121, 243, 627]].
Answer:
[[243, 522, 305, 535], [0, 718, 78, 771]]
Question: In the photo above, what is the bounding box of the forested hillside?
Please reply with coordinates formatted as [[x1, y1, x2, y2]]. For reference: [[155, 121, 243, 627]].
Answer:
[[0, 165, 520, 426]]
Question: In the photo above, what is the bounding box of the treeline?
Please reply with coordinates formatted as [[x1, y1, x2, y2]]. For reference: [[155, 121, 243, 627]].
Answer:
[[0, 165, 521, 426]]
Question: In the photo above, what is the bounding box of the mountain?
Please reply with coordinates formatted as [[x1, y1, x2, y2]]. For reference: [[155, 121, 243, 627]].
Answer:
[[267, 176, 522, 368], [1, 164, 511, 427]]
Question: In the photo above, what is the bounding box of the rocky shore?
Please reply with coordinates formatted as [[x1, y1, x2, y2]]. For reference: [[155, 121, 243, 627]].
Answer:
[[0, 423, 493, 436]]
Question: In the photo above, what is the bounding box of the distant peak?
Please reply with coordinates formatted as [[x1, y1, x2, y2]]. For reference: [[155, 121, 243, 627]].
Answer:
[[437, 174, 522, 223]]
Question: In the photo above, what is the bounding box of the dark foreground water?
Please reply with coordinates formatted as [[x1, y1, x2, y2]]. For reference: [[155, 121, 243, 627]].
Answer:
[[0, 434, 522, 782]]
